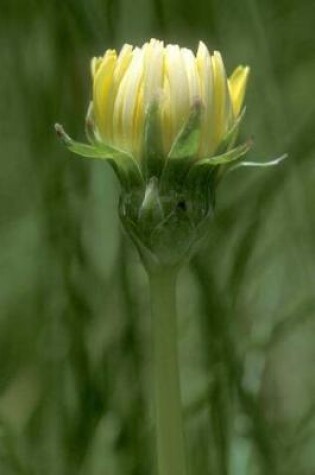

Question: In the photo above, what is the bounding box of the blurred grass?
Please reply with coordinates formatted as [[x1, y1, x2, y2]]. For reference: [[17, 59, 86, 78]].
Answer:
[[1, 0, 315, 474]]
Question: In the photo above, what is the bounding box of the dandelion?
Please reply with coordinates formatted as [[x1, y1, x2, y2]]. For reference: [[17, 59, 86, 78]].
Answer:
[[56, 39, 284, 475]]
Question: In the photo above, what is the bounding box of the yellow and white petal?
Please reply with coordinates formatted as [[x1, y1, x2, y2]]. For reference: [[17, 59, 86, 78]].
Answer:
[[196, 41, 215, 155], [90, 56, 103, 79], [114, 44, 133, 82], [143, 39, 164, 104], [102, 44, 133, 142], [164, 45, 190, 145], [181, 47, 200, 104], [161, 74, 173, 153], [93, 49, 117, 139], [211, 50, 232, 150], [113, 47, 145, 156], [228, 65, 250, 117]]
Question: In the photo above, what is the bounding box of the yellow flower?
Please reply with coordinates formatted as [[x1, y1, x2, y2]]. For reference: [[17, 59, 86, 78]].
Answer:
[[91, 39, 250, 161]]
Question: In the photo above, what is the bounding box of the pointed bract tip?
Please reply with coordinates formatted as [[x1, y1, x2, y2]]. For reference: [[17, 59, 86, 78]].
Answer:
[[54, 123, 72, 145]]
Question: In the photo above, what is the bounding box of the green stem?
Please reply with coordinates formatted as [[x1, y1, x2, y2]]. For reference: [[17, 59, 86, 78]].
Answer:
[[149, 269, 187, 475]]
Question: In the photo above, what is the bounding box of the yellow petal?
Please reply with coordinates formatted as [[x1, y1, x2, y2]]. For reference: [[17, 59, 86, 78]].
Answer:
[[164, 45, 190, 145], [211, 50, 232, 150], [93, 49, 117, 139], [114, 44, 133, 82], [181, 47, 200, 103], [161, 74, 173, 153], [196, 41, 215, 155], [90, 57, 103, 79], [133, 81, 145, 157], [143, 39, 164, 104], [228, 65, 250, 117], [113, 47, 145, 156], [102, 44, 133, 142]]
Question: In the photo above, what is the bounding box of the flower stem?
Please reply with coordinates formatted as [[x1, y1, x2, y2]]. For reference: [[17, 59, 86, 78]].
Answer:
[[149, 269, 187, 475]]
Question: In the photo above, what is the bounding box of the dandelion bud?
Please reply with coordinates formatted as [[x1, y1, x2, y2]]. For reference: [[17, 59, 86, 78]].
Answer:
[[56, 39, 252, 269]]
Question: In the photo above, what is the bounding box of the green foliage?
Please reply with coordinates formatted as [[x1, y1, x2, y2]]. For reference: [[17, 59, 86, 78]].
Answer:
[[1, 0, 315, 474]]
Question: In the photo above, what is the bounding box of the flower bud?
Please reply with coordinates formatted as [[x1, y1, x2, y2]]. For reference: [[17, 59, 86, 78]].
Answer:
[[56, 39, 254, 269]]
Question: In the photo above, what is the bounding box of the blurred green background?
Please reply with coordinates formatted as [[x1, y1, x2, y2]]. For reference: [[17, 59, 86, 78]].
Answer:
[[1, 0, 315, 474]]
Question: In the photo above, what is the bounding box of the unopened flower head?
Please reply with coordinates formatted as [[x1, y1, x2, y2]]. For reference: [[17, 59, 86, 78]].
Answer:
[[56, 39, 254, 269], [91, 39, 249, 161]]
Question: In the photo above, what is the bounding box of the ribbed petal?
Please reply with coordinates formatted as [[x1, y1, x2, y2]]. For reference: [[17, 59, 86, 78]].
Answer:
[[104, 44, 133, 142], [181, 47, 201, 104], [211, 51, 233, 151], [114, 44, 133, 82], [90, 56, 102, 78], [143, 39, 164, 104], [161, 74, 173, 153], [113, 48, 145, 156], [164, 45, 190, 152], [196, 41, 215, 156], [139, 39, 164, 156], [93, 50, 117, 140]]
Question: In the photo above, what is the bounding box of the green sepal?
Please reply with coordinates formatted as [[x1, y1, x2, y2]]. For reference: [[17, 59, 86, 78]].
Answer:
[[216, 107, 246, 154], [226, 153, 288, 174], [142, 100, 165, 179], [184, 140, 251, 212], [159, 101, 203, 192], [119, 193, 161, 271], [85, 102, 98, 145], [138, 177, 164, 228], [168, 99, 203, 160], [197, 140, 252, 167], [184, 164, 217, 223], [55, 123, 143, 190], [150, 210, 195, 268]]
